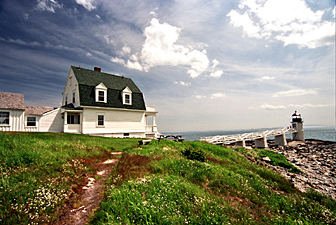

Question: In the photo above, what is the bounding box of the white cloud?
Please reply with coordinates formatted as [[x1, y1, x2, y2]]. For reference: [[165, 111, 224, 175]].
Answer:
[[288, 103, 333, 108], [209, 70, 224, 78], [112, 18, 210, 78], [257, 102, 333, 110], [75, 0, 96, 11], [260, 103, 286, 110], [111, 57, 125, 64], [175, 81, 191, 86], [257, 75, 275, 81], [36, 0, 62, 13], [261, 76, 275, 80], [121, 45, 131, 55], [210, 93, 226, 99], [227, 0, 335, 48], [194, 95, 206, 99], [212, 59, 219, 68], [86, 52, 92, 57], [272, 89, 318, 97]]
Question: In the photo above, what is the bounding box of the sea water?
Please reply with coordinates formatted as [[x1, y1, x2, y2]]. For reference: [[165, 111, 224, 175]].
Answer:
[[163, 126, 335, 142]]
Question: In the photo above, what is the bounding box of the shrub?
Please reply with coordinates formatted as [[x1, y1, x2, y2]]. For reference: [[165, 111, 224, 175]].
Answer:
[[181, 146, 205, 162]]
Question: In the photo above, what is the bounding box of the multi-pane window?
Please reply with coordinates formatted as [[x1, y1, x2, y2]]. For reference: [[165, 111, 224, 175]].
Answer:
[[73, 92, 75, 103], [0, 112, 9, 125], [65, 96, 68, 105], [27, 117, 36, 127], [125, 94, 130, 104], [98, 115, 104, 126], [98, 91, 105, 102]]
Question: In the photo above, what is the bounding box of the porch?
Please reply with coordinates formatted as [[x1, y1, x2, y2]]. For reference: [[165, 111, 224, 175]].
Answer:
[[145, 106, 158, 138], [61, 106, 83, 134]]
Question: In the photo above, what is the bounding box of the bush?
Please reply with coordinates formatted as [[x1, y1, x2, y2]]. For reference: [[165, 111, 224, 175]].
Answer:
[[181, 146, 205, 162]]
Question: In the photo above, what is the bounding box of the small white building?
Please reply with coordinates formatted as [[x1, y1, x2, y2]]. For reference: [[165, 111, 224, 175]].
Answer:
[[0, 92, 25, 132], [61, 66, 158, 138], [0, 66, 159, 138]]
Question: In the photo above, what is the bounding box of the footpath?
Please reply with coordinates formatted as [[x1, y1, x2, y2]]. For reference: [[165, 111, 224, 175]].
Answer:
[[244, 139, 335, 199]]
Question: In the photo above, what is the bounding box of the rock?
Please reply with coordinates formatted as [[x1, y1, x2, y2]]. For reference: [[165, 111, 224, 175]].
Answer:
[[262, 157, 271, 162]]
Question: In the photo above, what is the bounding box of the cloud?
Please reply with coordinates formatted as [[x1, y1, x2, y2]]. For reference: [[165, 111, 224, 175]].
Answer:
[[257, 75, 275, 81], [258, 102, 333, 110], [112, 18, 210, 78], [272, 89, 318, 97], [36, 0, 62, 13], [209, 70, 224, 78], [194, 95, 206, 99], [75, 0, 96, 11], [288, 103, 333, 108], [212, 59, 219, 68], [175, 81, 191, 86], [210, 93, 226, 99], [260, 103, 286, 110], [227, 0, 335, 48]]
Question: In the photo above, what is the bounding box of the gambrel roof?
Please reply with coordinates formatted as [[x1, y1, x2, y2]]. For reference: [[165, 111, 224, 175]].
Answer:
[[71, 66, 146, 110], [0, 92, 25, 110]]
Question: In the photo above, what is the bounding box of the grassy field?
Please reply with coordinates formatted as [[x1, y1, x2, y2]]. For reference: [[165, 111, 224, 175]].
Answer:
[[0, 132, 335, 224]]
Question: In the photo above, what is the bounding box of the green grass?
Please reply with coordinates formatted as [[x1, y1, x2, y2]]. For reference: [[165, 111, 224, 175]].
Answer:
[[1, 133, 335, 224], [92, 140, 336, 225], [0, 132, 140, 224]]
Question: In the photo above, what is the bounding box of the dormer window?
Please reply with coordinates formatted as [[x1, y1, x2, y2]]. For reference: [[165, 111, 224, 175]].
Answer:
[[125, 94, 130, 104], [95, 83, 107, 103], [122, 87, 132, 105], [98, 91, 105, 101]]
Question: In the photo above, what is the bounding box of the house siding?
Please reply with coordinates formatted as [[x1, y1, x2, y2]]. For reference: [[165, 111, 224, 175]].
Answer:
[[0, 109, 25, 132], [62, 69, 80, 107], [82, 107, 146, 137], [39, 108, 63, 132]]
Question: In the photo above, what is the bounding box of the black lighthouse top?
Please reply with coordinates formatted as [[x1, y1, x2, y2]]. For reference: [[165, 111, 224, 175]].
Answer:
[[292, 111, 302, 122]]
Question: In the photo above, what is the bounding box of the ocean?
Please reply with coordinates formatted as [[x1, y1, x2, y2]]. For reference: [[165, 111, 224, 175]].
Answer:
[[163, 126, 335, 142]]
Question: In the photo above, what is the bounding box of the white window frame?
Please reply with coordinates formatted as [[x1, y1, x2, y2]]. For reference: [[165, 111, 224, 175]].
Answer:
[[26, 117, 37, 127], [95, 83, 107, 103], [0, 111, 10, 126], [122, 87, 132, 105], [96, 113, 105, 127]]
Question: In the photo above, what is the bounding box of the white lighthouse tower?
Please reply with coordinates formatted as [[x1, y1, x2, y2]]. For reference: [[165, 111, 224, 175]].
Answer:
[[291, 111, 305, 141]]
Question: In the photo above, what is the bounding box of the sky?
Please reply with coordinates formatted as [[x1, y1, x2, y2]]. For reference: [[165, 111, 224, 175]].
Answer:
[[0, 0, 334, 132]]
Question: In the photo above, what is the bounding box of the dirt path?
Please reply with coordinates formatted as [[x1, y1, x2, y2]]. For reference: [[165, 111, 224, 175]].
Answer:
[[58, 152, 123, 225]]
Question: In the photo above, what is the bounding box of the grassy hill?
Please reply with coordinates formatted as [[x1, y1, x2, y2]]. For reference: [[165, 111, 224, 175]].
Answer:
[[0, 132, 335, 224]]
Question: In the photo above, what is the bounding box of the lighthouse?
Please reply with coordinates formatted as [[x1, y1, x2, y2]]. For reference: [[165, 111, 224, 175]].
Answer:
[[291, 111, 305, 141]]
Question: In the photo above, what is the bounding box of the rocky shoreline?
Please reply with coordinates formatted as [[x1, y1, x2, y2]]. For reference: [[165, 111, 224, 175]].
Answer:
[[242, 139, 335, 199]]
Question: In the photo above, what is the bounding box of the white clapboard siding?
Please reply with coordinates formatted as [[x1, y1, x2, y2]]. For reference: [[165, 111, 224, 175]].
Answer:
[[39, 108, 64, 132], [82, 108, 146, 135]]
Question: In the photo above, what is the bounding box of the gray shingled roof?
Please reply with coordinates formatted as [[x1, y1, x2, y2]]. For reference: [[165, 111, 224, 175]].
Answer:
[[0, 92, 25, 110], [25, 106, 55, 115], [71, 66, 146, 110]]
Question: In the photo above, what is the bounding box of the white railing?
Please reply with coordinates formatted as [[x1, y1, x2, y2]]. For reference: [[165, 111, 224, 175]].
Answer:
[[64, 124, 81, 133], [200, 127, 297, 144], [145, 125, 157, 133], [25, 127, 38, 132], [146, 106, 156, 112]]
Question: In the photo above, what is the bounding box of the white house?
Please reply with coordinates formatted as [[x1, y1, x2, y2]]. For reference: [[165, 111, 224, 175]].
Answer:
[[61, 66, 158, 138], [0, 66, 159, 138]]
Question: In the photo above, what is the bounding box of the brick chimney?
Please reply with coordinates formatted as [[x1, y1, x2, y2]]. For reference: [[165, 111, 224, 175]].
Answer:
[[94, 67, 101, 72]]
